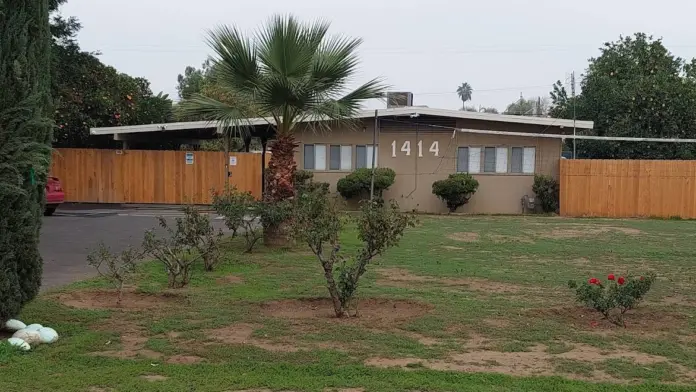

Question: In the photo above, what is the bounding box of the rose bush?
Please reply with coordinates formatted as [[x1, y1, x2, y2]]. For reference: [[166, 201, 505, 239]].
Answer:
[[569, 272, 656, 326]]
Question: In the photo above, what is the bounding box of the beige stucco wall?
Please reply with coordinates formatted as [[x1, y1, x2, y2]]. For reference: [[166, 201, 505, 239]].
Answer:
[[293, 118, 562, 214]]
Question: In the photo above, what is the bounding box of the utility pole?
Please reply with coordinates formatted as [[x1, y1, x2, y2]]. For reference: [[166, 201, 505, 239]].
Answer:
[[369, 109, 378, 200], [572, 71, 577, 159]]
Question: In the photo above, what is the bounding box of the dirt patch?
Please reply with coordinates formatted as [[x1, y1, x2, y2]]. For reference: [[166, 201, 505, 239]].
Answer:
[[205, 323, 299, 352], [400, 331, 442, 346], [166, 355, 203, 364], [556, 344, 666, 365], [482, 318, 511, 329], [529, 306, 688, 332], [140, 375, 168, 382], [260, 298, 431, 326], [57, 289, 182, 311], [376, 268, 525, 294], [216, 275, 244, 285], [88, 388, 114, 392], [365, 341, 669, 381], [447, 232, 480, 242], [442, 245, 464, 250], [538, 225, 642, 239], [89, 317, 163, 359], [488, 234, 535, 244]]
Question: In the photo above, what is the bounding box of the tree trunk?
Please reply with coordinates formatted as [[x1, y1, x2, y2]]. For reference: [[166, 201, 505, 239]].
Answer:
[[263, 220, 292, 248], [262, 131, 298, 247], [264, 132, 298, 202], [320, 260, 346, 317], [117, 282, 124, 306]]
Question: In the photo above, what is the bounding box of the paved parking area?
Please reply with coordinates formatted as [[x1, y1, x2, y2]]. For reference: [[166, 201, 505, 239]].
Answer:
[[39, 205, 228, 291]]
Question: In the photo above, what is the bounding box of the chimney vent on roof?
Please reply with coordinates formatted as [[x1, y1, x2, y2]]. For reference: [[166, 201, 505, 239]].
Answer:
[[387, 92, 414, 108]]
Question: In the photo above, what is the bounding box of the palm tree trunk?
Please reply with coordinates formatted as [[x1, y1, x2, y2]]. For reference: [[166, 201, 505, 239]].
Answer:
[[263, 130, 298, 247], [264, 131, 298, 202]]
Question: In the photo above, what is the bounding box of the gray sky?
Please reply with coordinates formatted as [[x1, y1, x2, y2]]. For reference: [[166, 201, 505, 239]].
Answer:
[[63, 0, 696, 112]]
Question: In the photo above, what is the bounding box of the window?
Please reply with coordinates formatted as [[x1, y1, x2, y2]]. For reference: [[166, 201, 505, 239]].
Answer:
[[457, 147, 469, 172], [496, 147, 508, 173], [460, 145, 535, 175], [468, 147, 481, 173], [511, 147, 524, 173], [329, 145, 352, 171], [523, 147, 536, 174], [356, 145, 378, 169], [329, 145, 340, 170], [303, 144, 327, 170], [483, 147, 496, 173]]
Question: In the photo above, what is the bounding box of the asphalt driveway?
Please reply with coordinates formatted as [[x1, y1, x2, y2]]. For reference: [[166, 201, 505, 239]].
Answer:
[[39, 205, 228, 291]]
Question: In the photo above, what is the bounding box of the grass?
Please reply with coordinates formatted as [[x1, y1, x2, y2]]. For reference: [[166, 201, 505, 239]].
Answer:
[[3, 216, 696, 391]]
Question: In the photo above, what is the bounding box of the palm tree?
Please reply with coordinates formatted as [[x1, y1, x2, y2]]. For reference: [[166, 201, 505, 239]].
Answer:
[[456, 82, 473, 110], [179, 15, 386, 204]]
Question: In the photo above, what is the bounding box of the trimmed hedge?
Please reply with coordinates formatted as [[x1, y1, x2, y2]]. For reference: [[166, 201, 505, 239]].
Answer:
[[337, 168, 396, 199], [432, 173, 479, 212]]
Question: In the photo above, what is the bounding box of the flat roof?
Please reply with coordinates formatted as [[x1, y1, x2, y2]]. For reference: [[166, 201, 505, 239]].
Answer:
[[90, 106, 594, 136]]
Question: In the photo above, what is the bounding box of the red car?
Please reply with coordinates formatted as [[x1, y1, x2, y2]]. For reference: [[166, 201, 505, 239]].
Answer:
[[45, 176, 65, 216]]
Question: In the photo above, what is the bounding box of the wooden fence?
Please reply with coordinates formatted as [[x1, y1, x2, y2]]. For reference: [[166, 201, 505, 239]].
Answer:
[[50, 149, 263, 204], [560, 159, 696, 219]]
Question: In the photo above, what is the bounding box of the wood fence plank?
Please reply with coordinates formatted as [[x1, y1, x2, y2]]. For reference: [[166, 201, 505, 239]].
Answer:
[[561, 159, 696, 219], [51, 149, 262, 205]]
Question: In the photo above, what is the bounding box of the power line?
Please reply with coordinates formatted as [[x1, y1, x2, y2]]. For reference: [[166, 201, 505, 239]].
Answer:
[[87, 43, 696, 54]]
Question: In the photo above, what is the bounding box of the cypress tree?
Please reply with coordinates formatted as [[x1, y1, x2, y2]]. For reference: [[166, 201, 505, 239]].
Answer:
[[0, 0, 53, 322]]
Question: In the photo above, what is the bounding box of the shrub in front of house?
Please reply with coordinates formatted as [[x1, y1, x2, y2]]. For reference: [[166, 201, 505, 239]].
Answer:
[[336, 168, 396, 199], [294, 170, 330, 196], [432, 173, 480, 212], [533, 174, 559, 213], [568, 273, 656, 326]]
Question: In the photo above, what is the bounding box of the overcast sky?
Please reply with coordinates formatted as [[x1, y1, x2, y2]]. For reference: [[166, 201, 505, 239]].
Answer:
[[62, 0, 696, 112]]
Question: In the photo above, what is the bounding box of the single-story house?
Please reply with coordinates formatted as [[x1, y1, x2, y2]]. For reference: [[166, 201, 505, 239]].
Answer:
[[91, 104, 593, 214]]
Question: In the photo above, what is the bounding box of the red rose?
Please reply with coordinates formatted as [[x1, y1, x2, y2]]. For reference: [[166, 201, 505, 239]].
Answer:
[[588, 278, 600, 285], [617, 276, 625, 285], [608, 274, 615, 281]]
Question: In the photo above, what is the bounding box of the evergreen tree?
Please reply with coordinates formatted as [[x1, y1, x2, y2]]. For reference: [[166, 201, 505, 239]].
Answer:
[[0, 0, 54, 322]]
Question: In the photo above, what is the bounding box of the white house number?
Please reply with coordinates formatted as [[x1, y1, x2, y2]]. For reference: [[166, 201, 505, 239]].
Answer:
[[391, 140, 439, 157]]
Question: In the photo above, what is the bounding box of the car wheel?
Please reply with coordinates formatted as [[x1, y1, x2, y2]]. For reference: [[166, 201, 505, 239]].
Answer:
[[44, 206, 57, 216]]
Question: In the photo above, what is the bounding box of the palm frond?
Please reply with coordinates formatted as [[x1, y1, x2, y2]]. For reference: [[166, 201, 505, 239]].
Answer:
[[206, 25, 260, 94], [176, 93, 258, 137], [186, 14, 383, 137], [299, 78, 387, 133], [256, 15, 329, 78], [310, 35, 363, 97]]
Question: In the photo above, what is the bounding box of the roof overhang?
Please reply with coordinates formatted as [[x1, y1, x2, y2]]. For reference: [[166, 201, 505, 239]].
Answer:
[[90, 107, 594, 136]]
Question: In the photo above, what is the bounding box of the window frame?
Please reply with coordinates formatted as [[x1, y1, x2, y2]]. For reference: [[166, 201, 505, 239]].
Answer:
[[483, 146, 497, 173], [303, 143, 328, 171], [511, 146, 524, 173], [328, 145, 353, 171], [356, 144, 378, 169], [456, 146, 469, 173], [456, 145, 536, 175]]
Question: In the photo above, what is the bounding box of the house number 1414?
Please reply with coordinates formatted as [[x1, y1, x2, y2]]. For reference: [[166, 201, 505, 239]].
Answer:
[[391, 140, 439, 157]]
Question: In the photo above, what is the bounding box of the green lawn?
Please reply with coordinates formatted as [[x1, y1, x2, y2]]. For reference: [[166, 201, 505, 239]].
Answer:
[[3, 216, 696, 391]]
